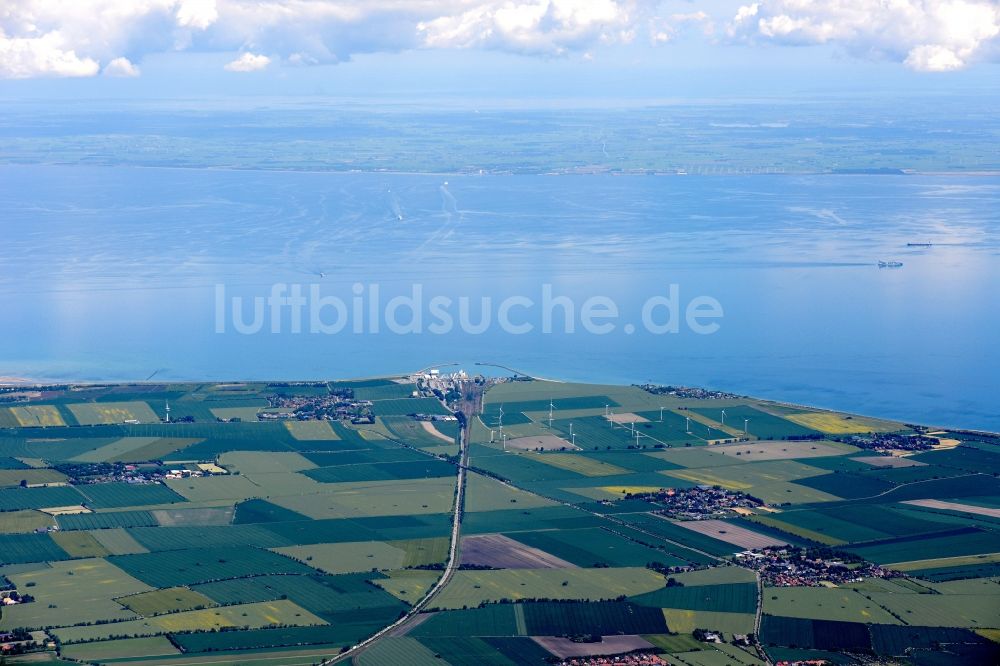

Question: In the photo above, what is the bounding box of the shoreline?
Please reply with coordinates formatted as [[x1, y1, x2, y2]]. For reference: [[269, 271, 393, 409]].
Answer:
[[3, 369, 997, 436], [2, 162, 998, 178]]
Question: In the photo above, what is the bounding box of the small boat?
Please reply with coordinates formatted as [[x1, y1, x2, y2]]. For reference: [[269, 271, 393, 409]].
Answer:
[[878, 260, 903, 268], [907, 242, 932, 247]]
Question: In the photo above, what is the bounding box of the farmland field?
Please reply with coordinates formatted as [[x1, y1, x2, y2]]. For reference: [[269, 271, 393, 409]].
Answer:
[[109, 546, 313, 587], [0, 558, 151, 629], [67, 401, 159, 425], [631, 582, 758, 613], [372, 397, 451, 417], [9, 405, 66, 427], [505, 527, 681, 568], [430, 567, 666, 609], [285, 419, 340, 440], [60, 636, 181, 661], [77, 482, 185, 509], [54, 599, 326, 643], [57, 509, 158, 530], [116, 586, 217, 615], [0, 532, 69, 564], [690, 405, 818, 440], [0, 379, 996, 665], [762, 586, 902, 623], [0, 509, 55, 533]]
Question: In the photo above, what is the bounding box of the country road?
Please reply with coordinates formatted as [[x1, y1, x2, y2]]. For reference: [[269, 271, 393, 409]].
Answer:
[[325, 383, 479, 664]]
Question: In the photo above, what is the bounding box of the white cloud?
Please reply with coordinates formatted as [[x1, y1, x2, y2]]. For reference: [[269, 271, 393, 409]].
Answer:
[[176, 0, 219, 30], [224, 52, 271, 72], [416, 0, 636, 54], [1, 0, 996, 79], [0, 0, 640, 78], [728, 0, 1000, 71], [102, 56, 141, 77], [0, 31, 100, 78]]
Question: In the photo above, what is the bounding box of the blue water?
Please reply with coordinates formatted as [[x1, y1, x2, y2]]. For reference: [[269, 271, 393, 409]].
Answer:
[[1, 165, 997, 430]]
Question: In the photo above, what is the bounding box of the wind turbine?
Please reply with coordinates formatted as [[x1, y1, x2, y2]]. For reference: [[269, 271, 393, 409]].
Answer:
[[571, 432, 576, 447], [498, 404, 504, 441], [635, 429, 641, 447], [744, 418, 749, 437], [721, 409, 726, 426], [605, 404, 609, 417], [165, 400, 171, 424], [490, 429, 495, 444], [548, 399, 554, 428], [659, 407, 665, 422], [685, 415, 691, 433]]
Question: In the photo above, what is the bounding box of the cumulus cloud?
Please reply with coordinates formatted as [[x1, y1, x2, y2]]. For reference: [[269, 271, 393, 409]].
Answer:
[[224, 52, 271, 72], [0, 32, 100, 78], [416, 0, 636, 54], [103, 56, 141, 77], [1, 0, 997, 79], [0, 0, 639, 78], [0, 0, 644, 77], [728, 0, 1000, 71]]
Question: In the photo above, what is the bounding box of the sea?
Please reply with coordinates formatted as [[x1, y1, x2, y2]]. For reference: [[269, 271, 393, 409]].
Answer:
[[1, 164, 997, 430]]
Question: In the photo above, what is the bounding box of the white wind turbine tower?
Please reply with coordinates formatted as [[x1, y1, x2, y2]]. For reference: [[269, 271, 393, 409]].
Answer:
[[721, 409, 726, 426], [744, 418, 749, 437], [548, 399, 554, 428], [165, 400, 171, 424], [685, 415, 691, 433], [659, 406, 665, 422], [497, 404, 504, 442]]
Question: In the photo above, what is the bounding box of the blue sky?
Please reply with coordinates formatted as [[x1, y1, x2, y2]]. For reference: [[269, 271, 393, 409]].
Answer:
[[1, 1, 998, 100]]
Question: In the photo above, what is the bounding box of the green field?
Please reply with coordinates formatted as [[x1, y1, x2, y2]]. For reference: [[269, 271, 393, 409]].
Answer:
[[0, 532, 70, 564], [506, 527, 686, 567], [116, 586, 218, 615], [50, 530, 111, 558], [430, 567, 666, 609], [270, 476, 456, 519], [762, 586, 901, 624], [372, 397, 452, 417], [0, 509, 55, 533], [0, 485, 85, 511], [0, 468, 66, 486], [631, 582, 759, 614], [67, 401, 160, 426], [463, 472, 558, 512], [54, 599, 326, 643], [109, 546, 313, 587], [0, 558, 151, 629], [57, 509, 158, 530], [60, 636, 181, 661], [77, 482, 185, 509], [691, 405, 819, 440]]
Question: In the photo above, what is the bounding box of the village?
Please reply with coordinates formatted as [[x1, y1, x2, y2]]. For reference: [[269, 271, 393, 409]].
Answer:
[[841, 432, 935, 452], [624, 486, 763, 520], [736, 546, 901, 587]]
